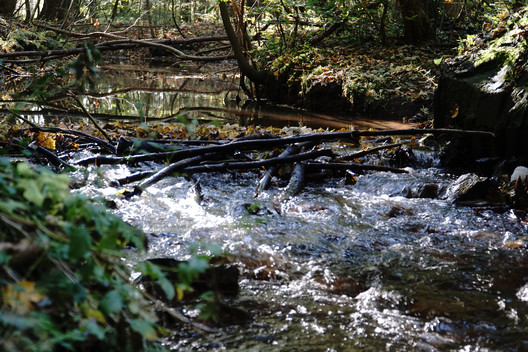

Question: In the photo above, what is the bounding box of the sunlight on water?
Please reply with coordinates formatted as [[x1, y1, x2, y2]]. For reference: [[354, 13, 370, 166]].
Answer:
[[75, 155, 528, 351]]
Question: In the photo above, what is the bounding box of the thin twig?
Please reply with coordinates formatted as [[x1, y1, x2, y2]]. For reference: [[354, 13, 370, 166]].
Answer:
[[8, 110, 38, 128], [340, 143, 402, 161], [68, 91, 113, 142]]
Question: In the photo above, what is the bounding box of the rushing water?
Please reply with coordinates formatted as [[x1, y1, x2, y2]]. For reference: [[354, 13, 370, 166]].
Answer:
[[72, 65, 528, 351], [75, 151, 528, 351]]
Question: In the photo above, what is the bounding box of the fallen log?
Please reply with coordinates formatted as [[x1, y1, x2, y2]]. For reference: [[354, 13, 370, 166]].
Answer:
[[130, 149, 335, 196], [285, 162, 306, 196], [75, 128, 494, 167], [0, 36, 231, 62], [306, 161, 408, 174], [135, 154, 206, 193], [257, 144, 301, 192], [340, 143, 402, 161]]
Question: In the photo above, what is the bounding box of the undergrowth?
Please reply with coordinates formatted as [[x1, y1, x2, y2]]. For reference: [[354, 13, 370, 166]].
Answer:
[[0, 158, 210, 351]]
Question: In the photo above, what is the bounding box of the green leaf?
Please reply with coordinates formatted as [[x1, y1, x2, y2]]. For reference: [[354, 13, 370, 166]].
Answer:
[[0, 312, 37, 330], [99, 290, 123, 315], [178, 257, 209, 286], [0, 199, 26, 213], [188, 256, 210, 273], [65, 225, 92, 261], [16, 162, 36, 177], [158, 276, 175, 301], [83, 319, 106, 340], [130, 319, 157, 340], [137, 262, 175, 301], [18, 178, 44, 207]]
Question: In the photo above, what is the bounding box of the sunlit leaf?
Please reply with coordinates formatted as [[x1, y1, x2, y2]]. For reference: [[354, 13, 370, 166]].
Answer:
[[85, 309, 106, 324], [176, 285, 185, 301], [36, 131, 56, 150], [450, 104, 459, 118], [2, 281, 45, 314]]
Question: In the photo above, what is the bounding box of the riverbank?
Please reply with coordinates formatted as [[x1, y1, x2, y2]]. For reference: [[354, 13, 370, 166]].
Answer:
[[263, 43, 451, 124]]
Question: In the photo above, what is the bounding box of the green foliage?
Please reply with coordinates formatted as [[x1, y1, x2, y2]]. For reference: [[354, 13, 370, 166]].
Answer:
[[0, 29, 61, 52], [68, 42, 103, 89], [0, 158, 159, 351], [458, 7, 528, 81], [0, 157, 226, 351]]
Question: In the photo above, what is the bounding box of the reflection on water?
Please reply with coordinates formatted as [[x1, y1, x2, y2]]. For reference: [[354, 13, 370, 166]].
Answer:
[[77, 158, 528, 351], [87, 64, 409, 130]]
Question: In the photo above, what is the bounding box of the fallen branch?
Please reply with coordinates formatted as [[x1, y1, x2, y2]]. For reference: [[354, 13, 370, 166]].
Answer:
[[350, 128, 495, 138], [134, 155, 207, 194], [306, 161, 409, 174], [69, 92, 112, 142], [257, 144, 301, 192], [32, 145, 76, 170], [285, 162, 305, 196], [130, 149, 334, 196], [111, 170, 156, 187], [75, 128, 494, 167], [340, 143, 402, 161], [0, 35, 231, 62], [179, 149, 333, 173]]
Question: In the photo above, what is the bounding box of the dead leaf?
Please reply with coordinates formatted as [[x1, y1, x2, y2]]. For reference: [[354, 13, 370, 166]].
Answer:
[[450, 104, 459, 118], [37, 131, 56, 150], [2, 281, 45, 314]]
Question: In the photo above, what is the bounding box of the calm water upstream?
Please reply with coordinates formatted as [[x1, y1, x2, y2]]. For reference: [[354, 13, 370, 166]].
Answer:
[[75, 65, 528, 351]]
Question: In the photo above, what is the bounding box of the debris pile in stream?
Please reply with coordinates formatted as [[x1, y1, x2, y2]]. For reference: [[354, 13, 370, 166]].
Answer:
[[2, 119, 507, 203]]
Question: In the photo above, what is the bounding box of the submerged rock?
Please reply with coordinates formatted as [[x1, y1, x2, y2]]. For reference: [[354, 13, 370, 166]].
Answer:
[[445, 173, 504, 206], [511, 166, 528, 183], [404, 183, 445, 199]]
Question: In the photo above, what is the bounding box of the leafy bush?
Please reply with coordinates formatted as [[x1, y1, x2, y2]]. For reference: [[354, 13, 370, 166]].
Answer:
[[0, 158, 175, 351]]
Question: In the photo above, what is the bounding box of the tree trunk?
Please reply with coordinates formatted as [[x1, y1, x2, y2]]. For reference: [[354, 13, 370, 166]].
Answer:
[[145, 0, 155, 37], [24, 0, 32, 22], [218, 1, 270, 85], [398, 0, 435, 44], [0, 0, 17, 16], [39, 0, 78, 21]]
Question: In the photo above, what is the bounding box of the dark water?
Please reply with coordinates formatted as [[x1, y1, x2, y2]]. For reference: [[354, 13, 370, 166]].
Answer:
[[87, 64, 408, 130], [73, 65, 528, 351]]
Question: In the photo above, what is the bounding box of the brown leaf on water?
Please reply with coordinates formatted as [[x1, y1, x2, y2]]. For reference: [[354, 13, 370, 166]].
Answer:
[[450, 104, 459, 118]]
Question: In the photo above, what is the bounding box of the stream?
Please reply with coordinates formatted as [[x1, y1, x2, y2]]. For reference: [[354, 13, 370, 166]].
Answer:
[[75, 65, 528, 351]]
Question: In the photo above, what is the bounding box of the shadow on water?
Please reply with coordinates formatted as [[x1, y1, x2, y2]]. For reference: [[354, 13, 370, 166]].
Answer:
[[72, 64, 528, 351], [89, 63, 408, 130]]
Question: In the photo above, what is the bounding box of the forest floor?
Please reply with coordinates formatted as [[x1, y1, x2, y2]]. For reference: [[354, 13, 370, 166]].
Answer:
[[263, 41, 455, 124]]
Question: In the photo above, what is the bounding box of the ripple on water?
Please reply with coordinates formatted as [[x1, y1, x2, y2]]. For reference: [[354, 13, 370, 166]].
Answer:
[[75, 164, 528, 351]]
